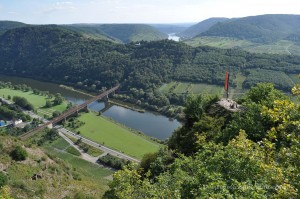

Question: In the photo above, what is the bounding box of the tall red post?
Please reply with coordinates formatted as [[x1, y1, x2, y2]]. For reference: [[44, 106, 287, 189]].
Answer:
[[224, 71, 229, 98]]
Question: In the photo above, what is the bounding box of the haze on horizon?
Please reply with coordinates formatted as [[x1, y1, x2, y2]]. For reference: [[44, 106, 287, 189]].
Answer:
[[0, 0, 300, 24]]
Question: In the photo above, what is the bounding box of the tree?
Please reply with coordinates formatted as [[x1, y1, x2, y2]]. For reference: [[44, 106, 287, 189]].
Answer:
[[12, 96, 34, 110], [0, 171, 7, 187], [0, 186, 12, 199], [10, 146, 28, 161], [106, 131, 298, 198], [53, 93, 63, 105], [44, 100, 52, 108], [52, 111, 61, 118]]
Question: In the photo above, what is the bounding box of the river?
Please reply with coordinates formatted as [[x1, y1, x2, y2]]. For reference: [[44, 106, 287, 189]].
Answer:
[[168, 33, 180, 41], [0, 75, 181, 140]]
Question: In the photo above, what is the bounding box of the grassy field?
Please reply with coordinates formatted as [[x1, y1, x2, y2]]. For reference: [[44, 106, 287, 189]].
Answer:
[[73, 112, 160, 159], [184, 37, 300, 56], [160, 82, 224, 96], [0, 88, 68, 117]]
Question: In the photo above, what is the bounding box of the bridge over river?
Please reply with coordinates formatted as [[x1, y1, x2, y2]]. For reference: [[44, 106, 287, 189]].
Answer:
[[19, 85, 120, 140]]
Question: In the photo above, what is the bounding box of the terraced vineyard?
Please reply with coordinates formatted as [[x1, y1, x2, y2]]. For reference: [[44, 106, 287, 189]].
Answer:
[[160, 82, 224, 96], [185, 37, 300, 56]]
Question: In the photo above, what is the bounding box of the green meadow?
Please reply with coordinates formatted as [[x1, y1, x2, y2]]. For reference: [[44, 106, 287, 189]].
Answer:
[[74, 112, 160, 159], [0, 88, 68, 116]]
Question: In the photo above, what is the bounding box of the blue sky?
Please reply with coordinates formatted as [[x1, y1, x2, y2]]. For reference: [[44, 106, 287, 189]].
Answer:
[[0, 0, 300, 24]]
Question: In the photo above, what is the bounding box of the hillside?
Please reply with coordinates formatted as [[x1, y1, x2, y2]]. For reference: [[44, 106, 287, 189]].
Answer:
[[105, 83, 300, 198], [150, 24, 191, 34], [0, 21, 27, 35], [184, 36, 300, 56], [200, 14, 300, 43], [178, 18, 229, 39], [0, 132, 114, 198], [0, 25, 300, 114], [64, 24, 121, 42], [96, 24, 168, 43]]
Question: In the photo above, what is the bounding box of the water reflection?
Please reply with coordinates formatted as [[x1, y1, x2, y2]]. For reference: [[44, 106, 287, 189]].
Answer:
[[0, 74, 181, 140]]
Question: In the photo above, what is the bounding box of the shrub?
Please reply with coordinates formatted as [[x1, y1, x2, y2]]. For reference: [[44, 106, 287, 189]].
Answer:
[[10, 146, 28, 161], [98, 154, 129, 170], [0, 171, 8, 187]]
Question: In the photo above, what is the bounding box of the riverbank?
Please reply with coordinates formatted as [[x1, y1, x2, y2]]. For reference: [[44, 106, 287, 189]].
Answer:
[[108, 99, 145, 113], [59, 85, 95, 98], [0, 75, 181, 140]]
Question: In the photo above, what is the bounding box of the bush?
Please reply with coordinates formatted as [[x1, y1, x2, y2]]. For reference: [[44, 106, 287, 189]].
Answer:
[[98, 154, 129, 170], [10, 146, 28, 161], [0, 171, 8, 187], [12, 96, 34, 110]]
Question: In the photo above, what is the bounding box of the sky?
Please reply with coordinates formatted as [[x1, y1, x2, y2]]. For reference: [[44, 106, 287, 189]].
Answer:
[[0, 0, 300, 24]]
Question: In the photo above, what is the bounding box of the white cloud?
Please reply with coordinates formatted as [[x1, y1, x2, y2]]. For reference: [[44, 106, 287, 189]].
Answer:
[[53, 1, 75, 10]]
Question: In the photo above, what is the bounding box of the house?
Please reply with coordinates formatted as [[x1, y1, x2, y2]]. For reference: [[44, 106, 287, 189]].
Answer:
[[0, 120, 6, 127], [13, 119, 23, 125]]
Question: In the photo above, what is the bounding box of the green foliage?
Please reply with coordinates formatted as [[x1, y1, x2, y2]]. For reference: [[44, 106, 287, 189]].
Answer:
[[53, 93, 63, 105], [44, 100, 52, 108], [98, 154, 129, 170], [0, 104, 31, 121], [107, 132, 299, 198], [0, 171, 8, 187], [243, 83, 287, 107], [178, 17, 229, 38], [12, 96, 34, 110], [52, 110, 61, 118], [10, 146, 28, 161], [243, 69, 294, 91], [0, 186, 12, 199], [0, 25, 300, 104], [168, 95, 220, 154], [0, 21, 26, 35], [94, 24, 167, 43], [106, 83, 300, 198], [201, 14, 300, 43], [66, 146, 81, 156]]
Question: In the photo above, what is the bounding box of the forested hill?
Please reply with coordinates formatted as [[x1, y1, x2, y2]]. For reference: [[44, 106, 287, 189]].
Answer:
[[65, 24, 168, 43], [63, 24, 121, 42], [200, 14, 300, 43], [0, 21, 27, 35], [178, 18, 228, 39], [0, 25, 300, 93], [94, 24, 168, 43]]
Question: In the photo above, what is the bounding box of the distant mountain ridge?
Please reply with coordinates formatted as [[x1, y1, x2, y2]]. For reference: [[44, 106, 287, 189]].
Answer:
[[150, 24, 192, 34], [200, 14, 300, 43], [0, 21, 168, 43], [178, 18, 229, 39], [0, 21, 27, 35], [96, 24, 168, 43]]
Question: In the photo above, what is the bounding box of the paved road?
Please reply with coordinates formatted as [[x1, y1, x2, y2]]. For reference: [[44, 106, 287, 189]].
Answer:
[[58, 131, 103, 163], [56, 126, 140, 163]]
